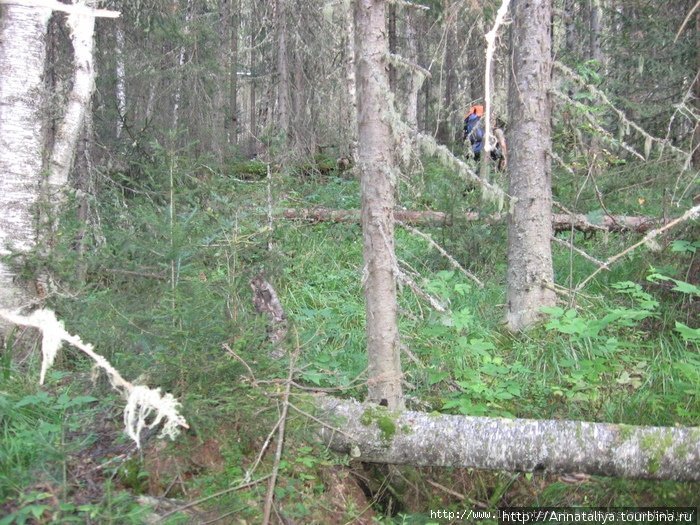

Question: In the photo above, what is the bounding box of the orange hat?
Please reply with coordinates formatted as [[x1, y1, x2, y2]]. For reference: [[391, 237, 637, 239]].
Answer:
[[468, 105, 484, 117]]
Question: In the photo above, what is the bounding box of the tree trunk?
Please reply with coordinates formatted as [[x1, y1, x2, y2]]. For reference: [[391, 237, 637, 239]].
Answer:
[[355, 0, 403, 410], [171, 0, 192, 134], [47, 7, 97, 201], [505, 0, 556, 331], [387, 2, 397, 93], [275, 0, 290, 137], [403, 9, 420, 131], [563, 0, 577, 57], [343, 0, 358, 161], [114, 22, 126, 140], [316, 397, 700, 482], [0, 4, 51, 321], [589, 0, 603, 64], [229, 0, 239, 149], [437, 8, 457, 143], [692, 8, 700, 169]]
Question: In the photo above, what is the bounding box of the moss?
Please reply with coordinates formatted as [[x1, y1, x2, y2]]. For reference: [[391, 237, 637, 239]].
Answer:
[[230, 160, 268, 179], [641, 432, 674, 475], [618, 424, 635, 442], [360, 406, 398, 442]]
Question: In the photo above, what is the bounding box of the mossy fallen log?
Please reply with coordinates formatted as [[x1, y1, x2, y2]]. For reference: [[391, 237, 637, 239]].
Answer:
[[282, 207, 661, 233], [315, 397, 700, 482]]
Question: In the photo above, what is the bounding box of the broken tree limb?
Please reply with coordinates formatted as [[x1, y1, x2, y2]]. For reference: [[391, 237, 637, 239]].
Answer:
[[282, 208, 452, 226], [281, 207, 662, 233], [250, 273, 288, 356], [315, 397, 700, 482]]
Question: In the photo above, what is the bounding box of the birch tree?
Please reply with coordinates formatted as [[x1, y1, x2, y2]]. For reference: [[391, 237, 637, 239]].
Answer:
[[0, 1, 117, 336], [505, 0, 556, 331], [0, 3, 52, 323]]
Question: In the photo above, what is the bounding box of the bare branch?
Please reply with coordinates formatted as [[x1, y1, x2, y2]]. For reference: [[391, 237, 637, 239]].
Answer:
[[397, 220, 484, 288], [576, 204, 700, 291]]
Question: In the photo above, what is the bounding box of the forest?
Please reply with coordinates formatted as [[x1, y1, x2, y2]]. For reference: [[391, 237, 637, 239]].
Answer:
[[0, 0, 698, 523]]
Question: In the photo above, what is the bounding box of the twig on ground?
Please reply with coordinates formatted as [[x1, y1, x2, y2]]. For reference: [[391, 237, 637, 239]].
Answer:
[[155, 475, 271, 522], [262, 349, 296, 525]]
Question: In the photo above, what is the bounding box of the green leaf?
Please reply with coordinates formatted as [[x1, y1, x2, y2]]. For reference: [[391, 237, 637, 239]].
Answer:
[[14, 392, 51, 408], [669, 279, 700, 296], [675, 322, 700, 343], [301, 370, 325, 386], [671, 240, 697, 254]]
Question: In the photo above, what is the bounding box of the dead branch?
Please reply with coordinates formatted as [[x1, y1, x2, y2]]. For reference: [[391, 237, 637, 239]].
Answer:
[[262, 353, 295, 525], [576, 204, 700, 291], [250, 273, 288, 354], [397, 220, 484, 288], [282, 207, 663, 233]]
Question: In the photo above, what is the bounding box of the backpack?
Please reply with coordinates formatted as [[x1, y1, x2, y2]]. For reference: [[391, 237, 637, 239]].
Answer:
[[464, 105, 485, 155]]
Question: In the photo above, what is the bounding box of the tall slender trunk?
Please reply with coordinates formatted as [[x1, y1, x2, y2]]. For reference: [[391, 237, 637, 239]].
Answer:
[[692, 8, 700, 169], [275, 0, 290, 138], [505, 0, 556, 331], [171, 0, 192, 133], [248, 29, 257, 156], [229, 0, 239, 148], [0, 5, 51, 317], [344, 0, 358, 160], [355, 0, 403, 409], [388, 2, 397, 93], [589, 0, 603, 63], [403, 9, 420, 130], [115, 22, 126, 139], [563, 0, 576, 56]]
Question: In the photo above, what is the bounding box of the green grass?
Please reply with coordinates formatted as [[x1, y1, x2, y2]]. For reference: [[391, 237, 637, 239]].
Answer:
[[2, 152, 698, 521]]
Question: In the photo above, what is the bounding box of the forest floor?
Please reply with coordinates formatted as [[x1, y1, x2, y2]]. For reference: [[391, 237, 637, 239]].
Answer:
[[1, 152, 698, 523]]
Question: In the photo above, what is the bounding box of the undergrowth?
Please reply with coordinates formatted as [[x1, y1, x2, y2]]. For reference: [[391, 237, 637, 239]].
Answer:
[[1, 149, 697, 522]]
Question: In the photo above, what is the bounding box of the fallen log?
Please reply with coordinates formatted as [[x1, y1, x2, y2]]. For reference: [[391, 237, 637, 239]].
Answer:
[[282, 208, 452, 227], [316, 397, 700, 482], [281, 208, 661, 233]]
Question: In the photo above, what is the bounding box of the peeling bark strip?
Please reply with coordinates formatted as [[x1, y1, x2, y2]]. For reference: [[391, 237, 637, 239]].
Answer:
[[316, 397, 700, 482], [282, 208, 661, 233], [250, 274, 288, 352]]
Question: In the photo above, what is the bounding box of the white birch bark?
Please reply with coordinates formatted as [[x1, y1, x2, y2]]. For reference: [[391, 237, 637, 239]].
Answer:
[[344, 0, 358, 161], [317, 397, 700, 482], [0, 4, 51, 316], [47, 1, 97, 195], [114, 23, 126, 139], [171, 0, 192, 132]]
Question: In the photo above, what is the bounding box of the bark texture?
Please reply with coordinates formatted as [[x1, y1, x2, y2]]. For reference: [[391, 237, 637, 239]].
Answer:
[[0, 4, 51, 318], [355, 0, 403, 409], [316, 397, 700, 482], [505, 0, 556, 331]]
